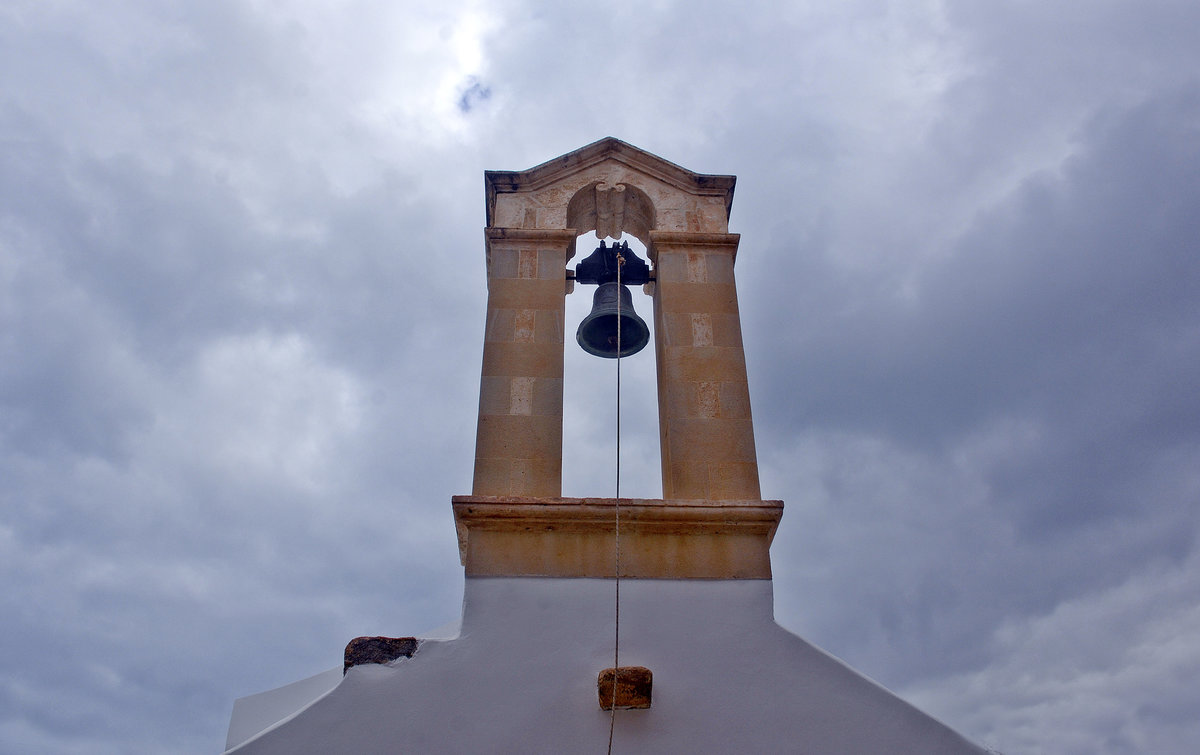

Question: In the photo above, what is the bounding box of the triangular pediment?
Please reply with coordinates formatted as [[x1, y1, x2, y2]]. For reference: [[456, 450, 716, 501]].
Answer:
[[484, 137, 735, 228]]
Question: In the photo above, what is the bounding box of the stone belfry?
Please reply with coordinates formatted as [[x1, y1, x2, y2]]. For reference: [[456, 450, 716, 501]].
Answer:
[[223, 139, 988, 755], [454, 136, 782, 580]]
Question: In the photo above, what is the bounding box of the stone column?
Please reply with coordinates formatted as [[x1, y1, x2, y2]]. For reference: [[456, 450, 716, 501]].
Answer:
[[650, 231, 761, 500], [472, 228, 576, 497]]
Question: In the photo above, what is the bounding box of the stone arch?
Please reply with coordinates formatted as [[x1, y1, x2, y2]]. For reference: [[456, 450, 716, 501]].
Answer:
[[565, 181, 657, 245]]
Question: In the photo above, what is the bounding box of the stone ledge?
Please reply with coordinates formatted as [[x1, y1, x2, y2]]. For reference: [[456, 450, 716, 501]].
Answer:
[[451, 496, 783, 579], [648, 230, 741, 263]]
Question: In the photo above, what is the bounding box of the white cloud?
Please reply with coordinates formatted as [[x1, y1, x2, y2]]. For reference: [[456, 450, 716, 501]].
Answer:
[[167, 331, 365, 493]]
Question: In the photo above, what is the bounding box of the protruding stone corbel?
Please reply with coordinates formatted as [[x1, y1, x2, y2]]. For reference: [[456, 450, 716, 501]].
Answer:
[[343, 636, 418, 674], [599, 666, 652, 710]]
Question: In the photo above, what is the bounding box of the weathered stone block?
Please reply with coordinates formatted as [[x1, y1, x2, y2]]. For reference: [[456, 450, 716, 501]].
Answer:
[[477, 375, 512, 415], [710, 461, 762, 500], [506, 457, 562, 497], [535, 308, 565, 344], [718, 381, 752, 419], [666, 417, 757, 463], [343, 636, 418, 674], [598, 666, 653, 710], [537, 248, 567, 280], [484, 308, 515, 343], [531, 376, 564, 417], [513, 309, 537, 343], [653, 252, 689, 283], [658, 281, 740, 315], [480, 342, 564, 378], [664, 345, 749, 384], [486, 278, 565, 311], [474, 414, 562, 460], [487, 247, 520, 279], [710, 312, 744, 347], [666, 460, 711, 499], [703, 251, 737, 284]]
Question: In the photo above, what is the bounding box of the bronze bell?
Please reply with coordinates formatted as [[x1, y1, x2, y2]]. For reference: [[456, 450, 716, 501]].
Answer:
[[576, 282, 651, 358]]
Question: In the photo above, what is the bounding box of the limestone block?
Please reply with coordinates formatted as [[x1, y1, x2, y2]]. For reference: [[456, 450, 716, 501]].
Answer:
[[506, 458, 562, 497], [664, 346, 749, 384], [488, 247, 520, 279], [509, 377, 534, 415], [657, 282, 740, 315], [474, 414, 562, 461], [701, 251, 736, 284], [658, 208, 686, 232], [709, 312, 743, 348], [484, 308, 515, 343], [653, 252, 690, 283], [531, 377, 564, 417], [665, 461, 711, 500], [492, 195, 525, 229], [517, 249, 538, 278], [718, 381, 752, 419], [648, 232, 740, 263], [663, 458, 761, 501], [480, 342, 564, 379], [534, 309, 564, 344], [690, 313, 714, 347], [665, 418, 756, 463], [537, 249, 567, 280], [470, 457, 562, 498], [477, 376, 512, 416], [486, 278, 564, 311], [709, 462, 761, 500], [657, 311, 741, 348], [690, 381, 721, 419], [512, 309, 537, 343]]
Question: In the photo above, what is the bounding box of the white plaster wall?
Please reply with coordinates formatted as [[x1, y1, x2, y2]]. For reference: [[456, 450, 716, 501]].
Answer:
[[226, 668, 343, 751], [226, 578, 986, 754]]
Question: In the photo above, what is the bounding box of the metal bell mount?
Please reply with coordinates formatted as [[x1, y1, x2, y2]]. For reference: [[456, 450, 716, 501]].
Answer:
[[574, 240, 652, 359]]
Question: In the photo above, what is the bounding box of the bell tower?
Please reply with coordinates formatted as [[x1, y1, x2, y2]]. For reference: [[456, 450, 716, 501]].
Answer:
[[454, 137, 782, 579], [225, 139, 990, 755]]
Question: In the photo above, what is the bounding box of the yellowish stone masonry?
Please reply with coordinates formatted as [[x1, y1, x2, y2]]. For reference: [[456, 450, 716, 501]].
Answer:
[[460, 138, 781, 579], [473, 228, 575, 498], [650, 230, 760, 500]]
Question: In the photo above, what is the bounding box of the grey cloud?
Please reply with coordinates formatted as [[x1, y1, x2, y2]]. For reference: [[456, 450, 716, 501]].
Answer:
[[3, 2, 1200, 753]]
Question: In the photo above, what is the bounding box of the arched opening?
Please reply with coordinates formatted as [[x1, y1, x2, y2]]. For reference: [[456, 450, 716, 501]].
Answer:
[[561, 231, 661, 498]]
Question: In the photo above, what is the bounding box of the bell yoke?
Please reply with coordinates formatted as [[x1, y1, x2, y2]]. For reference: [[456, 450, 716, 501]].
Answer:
[[574, 239, 652, 359]]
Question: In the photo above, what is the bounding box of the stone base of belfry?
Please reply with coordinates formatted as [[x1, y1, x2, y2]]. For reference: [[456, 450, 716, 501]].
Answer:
[[451, 495, 784, 579]]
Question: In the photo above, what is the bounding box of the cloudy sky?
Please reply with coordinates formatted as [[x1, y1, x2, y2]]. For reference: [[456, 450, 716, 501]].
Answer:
[[2, 1, 1199, 752]]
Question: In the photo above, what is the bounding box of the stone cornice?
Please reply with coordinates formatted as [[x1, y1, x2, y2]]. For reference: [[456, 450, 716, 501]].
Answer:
[[452, 496, 783, 579], [485, 227, 579, 242], [647, 230, 741, 264]]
